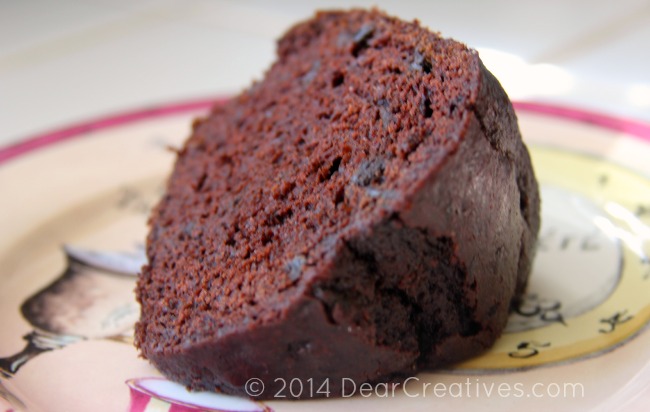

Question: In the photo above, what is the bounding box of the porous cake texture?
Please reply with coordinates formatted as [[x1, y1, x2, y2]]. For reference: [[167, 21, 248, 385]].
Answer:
[[135, 9, 540, 399]]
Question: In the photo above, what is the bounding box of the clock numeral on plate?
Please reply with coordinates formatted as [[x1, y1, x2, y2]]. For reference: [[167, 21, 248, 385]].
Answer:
[[599, 310, 633, 334], [508, 340, 551, 359]]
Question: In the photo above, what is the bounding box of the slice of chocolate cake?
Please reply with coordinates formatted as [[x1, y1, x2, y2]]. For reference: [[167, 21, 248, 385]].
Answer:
[[135, 9, 540, 399]]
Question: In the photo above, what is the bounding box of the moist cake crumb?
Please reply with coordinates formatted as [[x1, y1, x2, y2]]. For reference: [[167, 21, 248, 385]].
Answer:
[[135, 8, 540, 399]]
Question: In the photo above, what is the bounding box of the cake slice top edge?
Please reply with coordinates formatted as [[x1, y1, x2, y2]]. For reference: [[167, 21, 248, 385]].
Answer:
[[137, 8, 486, 349]]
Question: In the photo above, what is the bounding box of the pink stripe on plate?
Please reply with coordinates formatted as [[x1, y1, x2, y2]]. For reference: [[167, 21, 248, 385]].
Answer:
[[0, 98, 218, 164], [127, 384, 154, 412], [168, 403, 203, 412], [1, 99, 649, 166], [125, 377, 268, 412], [513, 101, 650, 142]]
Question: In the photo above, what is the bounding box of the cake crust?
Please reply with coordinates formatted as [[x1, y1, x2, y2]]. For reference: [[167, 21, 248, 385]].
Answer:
[[135, 9, 540, 399]]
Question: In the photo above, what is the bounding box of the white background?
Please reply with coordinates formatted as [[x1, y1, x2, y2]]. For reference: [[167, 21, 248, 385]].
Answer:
[[1, 0, 649, 146]]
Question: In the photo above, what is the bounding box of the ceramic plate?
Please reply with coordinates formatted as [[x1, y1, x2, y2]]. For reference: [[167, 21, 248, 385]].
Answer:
[[1, 100, 649, 412]]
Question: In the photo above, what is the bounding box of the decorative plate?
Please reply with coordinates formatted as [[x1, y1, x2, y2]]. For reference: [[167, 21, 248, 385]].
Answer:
[[0, 100, 649, 411]]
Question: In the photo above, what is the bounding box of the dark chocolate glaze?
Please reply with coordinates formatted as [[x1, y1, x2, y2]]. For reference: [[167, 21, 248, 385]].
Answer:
[[135, 9, 540, 399]]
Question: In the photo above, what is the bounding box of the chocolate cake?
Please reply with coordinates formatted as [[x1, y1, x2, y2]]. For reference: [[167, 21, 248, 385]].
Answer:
[[135, 9, 540, 399]]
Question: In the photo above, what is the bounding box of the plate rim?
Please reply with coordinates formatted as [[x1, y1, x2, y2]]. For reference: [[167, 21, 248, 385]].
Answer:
[[1, 99, 649, 166], [1, 100, 650, 410]]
